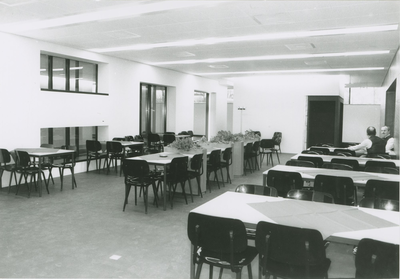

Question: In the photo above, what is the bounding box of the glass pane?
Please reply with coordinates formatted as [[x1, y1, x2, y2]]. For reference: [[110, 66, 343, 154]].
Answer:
[[70, 127, 76, 150], [40, 54, 49, 89], [40, 128, 49, 145], [70, 60, 97, 93], [53, 128, 65, 148], [194, 92, 207, 136], [141, 84, 148, 135], [52, 57, 66, 90], [152, 86, 165, 133]]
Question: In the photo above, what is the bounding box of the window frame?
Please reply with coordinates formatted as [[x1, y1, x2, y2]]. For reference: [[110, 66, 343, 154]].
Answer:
[[40, 53, 106, 95]]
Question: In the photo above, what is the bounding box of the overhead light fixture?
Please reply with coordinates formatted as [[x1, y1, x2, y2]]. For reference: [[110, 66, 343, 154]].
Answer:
[[152, 50, 390, 65], [0, 1, 212, 33], [88, 24, 398, 53], [209, 65, 229, 69], [70, 67, 83, 70], [196, 67, 385, 76]]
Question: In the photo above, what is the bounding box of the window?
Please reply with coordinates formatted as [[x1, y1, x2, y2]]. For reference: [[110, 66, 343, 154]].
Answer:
[[41, 126, 100, 161], [140, 83, 167, 135], [40, 54, 98, 94]]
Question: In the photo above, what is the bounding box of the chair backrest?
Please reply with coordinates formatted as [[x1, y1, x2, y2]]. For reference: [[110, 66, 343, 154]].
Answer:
[[331, 158, 359, 170], [208, 149, 221, 169], [364, 180, 399, 201], [310, 147, 330, 155], [364, 160, 397, 170], [260, 139, 275, 149], [301, 150, 322, 155], [286, 189, 313, 201], [222, 147, 232, 164], [187, 212, 248, 255], [235, 184, 278, 197], [15, 150, 31, 167], [252, 141, 260, 152], [86, 140, 102, 152], [358, 197, 399, 211], [287, 189, 334, 203], [314, 174, 356, 205], [366, 154, 391, 159], [148, 133, 161, 142], [266, 170, 303, 197], [383, 167, 399, 174], [189, 153, 203, 175], [123, 159, 150, 181], [255, 221, 329, 278], [322, 162, 353, 171], [125, 135, 134, 141], [244, 142, 253, 155], [298, 155, 324, 168], [106, 141, 123, 153], [187, 130, 194, 136], [112, 137, 125, 141], [333, 149, 356, 157], [163, 134, 176, 146], [0, 148, 12, 164], [286, 159, 315, 168], [355, 238, 399, 278], [169, 156, 189, 180], [272, 132, 282, 144]]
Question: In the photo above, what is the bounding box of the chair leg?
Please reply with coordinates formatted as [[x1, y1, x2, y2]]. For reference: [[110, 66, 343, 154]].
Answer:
[[195, 262, 203, 279], [123, 184, 131, 211], [152, 183, 158, 208], [226, 167, 231, 184], [143, 186, 148, 214], [275, 151, 280, 164], [180, 181, 188, 204], [196, 176, 203, 198], [187, 179, 194, 202], [247, 264, 253, 279], [206, 171, 212, 193], [219, 168, 225, 188], [213, 170, 220, 189]]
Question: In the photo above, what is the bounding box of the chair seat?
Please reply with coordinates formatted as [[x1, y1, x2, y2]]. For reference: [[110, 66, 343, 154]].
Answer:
[[265, 257, 331, 278], [200, 246, 258, 269]]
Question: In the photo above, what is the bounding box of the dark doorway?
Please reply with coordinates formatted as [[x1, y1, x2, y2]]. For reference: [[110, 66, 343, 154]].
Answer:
[[307, 96, 343, 147]]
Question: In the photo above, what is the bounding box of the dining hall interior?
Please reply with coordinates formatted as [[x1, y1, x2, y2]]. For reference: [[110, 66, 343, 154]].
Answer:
[[0, 1, 399, 278]]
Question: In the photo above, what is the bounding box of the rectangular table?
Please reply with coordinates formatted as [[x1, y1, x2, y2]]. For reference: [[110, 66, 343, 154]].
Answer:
[[190, 191, 399, 278], [263, 165, 400, 188], [292, 153, 400, 168], [16, 148, 76, 196], [127, 151, 197, 210]]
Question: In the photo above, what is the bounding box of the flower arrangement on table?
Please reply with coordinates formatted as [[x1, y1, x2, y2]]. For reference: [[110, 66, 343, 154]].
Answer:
[[209, 130, 260, 143], [167, 137, 202, 151]]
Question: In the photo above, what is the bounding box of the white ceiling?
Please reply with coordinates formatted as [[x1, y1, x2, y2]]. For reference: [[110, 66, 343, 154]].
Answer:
[[0, 0, 399, 87]]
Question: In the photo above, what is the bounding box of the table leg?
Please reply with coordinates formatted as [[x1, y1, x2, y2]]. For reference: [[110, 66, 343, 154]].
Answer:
[[71, 152, 76, 189], [163, 165, 167, 211], [190, 243, 195, 279], [262, 173, 267, 186], [38, 158, 42, 197]]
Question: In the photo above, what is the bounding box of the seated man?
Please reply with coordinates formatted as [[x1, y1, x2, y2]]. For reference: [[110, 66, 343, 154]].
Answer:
[[381, 126, 395, 155], [348, 126, 385, 156]]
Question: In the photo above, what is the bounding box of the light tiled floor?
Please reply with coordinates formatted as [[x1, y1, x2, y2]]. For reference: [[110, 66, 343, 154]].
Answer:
[[0, 153, 357, 278]]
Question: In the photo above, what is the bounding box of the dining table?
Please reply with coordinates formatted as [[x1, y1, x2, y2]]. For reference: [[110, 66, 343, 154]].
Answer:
[[127, 151, 200, 210], [263, 164, 400, 188], [189, 191, 400, 278], [292, 153, 400, 168], [15, 147, 76, 196]]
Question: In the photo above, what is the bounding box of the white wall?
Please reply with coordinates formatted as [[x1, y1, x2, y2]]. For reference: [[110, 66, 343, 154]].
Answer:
[[0, 31, 228, 151], [0, 31, 228, 186], [380, 49, 400, 156], [232, 74, 348, 153]]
